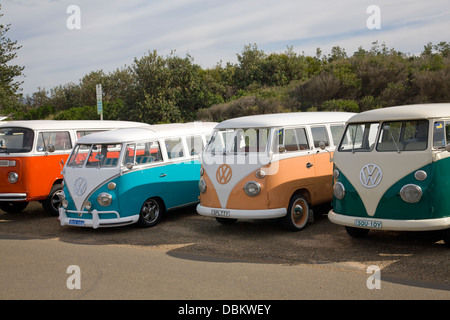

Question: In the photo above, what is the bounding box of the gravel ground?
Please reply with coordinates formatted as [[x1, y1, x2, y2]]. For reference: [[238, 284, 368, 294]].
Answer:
[[1, 201, 449, 290]]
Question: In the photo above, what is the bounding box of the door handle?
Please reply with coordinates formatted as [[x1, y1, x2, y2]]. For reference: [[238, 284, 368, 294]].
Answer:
[[159, 173, 167, 177], [306, 162, 313, 168]]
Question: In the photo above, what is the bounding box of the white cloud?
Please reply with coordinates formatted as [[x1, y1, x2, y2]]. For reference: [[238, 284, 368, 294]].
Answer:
[[2, 0, 450, 95]]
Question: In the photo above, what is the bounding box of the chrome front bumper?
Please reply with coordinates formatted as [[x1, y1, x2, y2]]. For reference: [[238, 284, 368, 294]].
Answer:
[[0, 193, 27, 201], [59, 207, 138, 229]]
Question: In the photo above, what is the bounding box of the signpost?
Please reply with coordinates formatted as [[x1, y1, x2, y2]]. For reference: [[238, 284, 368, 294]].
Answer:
[[96, 84, 103, 120]]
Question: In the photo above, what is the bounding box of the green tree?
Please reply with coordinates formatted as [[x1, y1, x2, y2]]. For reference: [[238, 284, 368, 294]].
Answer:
[[0, 4, 24, 112], [233, 43, 266, 89]]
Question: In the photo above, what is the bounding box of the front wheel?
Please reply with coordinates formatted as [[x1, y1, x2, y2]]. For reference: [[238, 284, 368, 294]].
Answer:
[[345, 226, 370, 238], [215, 217, 237, 225], [138, 198, 164, 228], [441, 228, 450, 248], [0, 201, 29, 214], [283, 195, 309, 231], [42, 183, 63, 216]]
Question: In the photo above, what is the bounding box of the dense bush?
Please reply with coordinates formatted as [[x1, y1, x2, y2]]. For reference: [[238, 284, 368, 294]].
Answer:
[[6, 41, 450, 123]]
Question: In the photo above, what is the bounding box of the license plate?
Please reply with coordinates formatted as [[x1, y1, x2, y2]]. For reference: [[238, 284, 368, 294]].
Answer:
[[354, 219, 382, 229], [210, 209, 230, 217], [68, 219, 85, 226]]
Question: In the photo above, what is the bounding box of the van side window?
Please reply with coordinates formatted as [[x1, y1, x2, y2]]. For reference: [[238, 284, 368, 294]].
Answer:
[[76, 130, 104, 139], [311, 126, 330, 148], [135, 141, 162, 164], [280, 128, 310, 152], [165, 137, 184, 159], [330, 125, 345, 146], [37, 131, 72, 152], [186, 135, 203, 155], [432, 121, 450, 149]]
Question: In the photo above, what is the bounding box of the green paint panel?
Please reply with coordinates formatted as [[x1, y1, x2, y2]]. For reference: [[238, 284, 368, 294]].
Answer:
[[334, 159, 450, 220]]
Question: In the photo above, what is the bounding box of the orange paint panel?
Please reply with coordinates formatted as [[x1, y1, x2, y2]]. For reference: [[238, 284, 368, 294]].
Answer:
[[200, 151, 335, 212], [224, 154, 317, 210], [0, 155, 69, 201], [311, 152, 334, 204], [226, 170, 268, 210], [27, 154, 68, 199], [0, 157, 27, 194], [266, 155, 316, 209], [199, 171, 221, 208]]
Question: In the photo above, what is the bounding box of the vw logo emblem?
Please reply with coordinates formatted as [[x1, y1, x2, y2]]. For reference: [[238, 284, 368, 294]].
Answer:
[[216, 164, 232, 184], [359, 164, 382, 188], [73, 177, 87, 196]]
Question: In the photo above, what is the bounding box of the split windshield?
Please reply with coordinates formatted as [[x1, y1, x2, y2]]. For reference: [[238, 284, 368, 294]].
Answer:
[[339, 120, 429, 152], [67, 143, 122, 167], [205, 128, 270, 155]]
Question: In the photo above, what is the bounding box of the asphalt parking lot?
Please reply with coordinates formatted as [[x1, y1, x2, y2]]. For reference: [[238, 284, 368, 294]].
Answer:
[[1, 201, 450, 292]]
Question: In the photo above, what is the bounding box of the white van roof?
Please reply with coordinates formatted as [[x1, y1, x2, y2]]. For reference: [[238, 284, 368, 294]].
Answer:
[[0, 120, 150, 130], [215, 112, 356, 129], [76, 122, 217, 144], [347, 103, 450, 123]]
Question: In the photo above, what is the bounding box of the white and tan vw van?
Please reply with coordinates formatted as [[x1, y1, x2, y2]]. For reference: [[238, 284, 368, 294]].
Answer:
[[197, 112, 355, 230]]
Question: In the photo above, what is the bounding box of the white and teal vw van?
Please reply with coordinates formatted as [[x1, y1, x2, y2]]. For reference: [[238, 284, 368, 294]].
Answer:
[[59, 122, 216, 228], [328, 103, 450, 246]]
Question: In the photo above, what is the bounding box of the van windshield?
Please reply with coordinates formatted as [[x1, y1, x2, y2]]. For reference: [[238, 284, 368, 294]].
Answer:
[[339, 120, 429, 152], [377, 120, 428, 152], [205, 128, 269, 155], [67, 143, 122, 167], [338, 123, 379, 152], [0, 127, 34, 153]]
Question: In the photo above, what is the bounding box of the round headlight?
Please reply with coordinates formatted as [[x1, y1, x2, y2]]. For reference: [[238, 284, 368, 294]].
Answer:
[[84, 201, 92, 211], [255, 169, 266, 179], [8, 172, 19, 184], [333, 169, 340, 179], [97, 193, 112, 207], [414, 170, 427, 181], [400, 184, 422, 203], [107, 182, 116, 190], [243, 181, 261, 197], [199, 178, 207, 193], [62, 199, 69, 209], [333, 182, 345, 200]]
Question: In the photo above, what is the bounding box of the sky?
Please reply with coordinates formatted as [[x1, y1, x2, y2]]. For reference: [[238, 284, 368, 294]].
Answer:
[[2, 0, 450, 96]]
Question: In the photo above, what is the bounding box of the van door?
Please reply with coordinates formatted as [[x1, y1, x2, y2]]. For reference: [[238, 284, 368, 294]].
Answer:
[[33, 131, 72, 213], [269, 127, 316, 209], [120, 141, 168, 216], [162, 137, 197, 209], [310, 126, 333, 204]]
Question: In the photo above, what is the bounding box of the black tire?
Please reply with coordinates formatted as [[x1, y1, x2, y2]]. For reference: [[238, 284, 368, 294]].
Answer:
[[215, 217, 237, 225], [283, 195, 309, 231], [138, 197, 163, 228], [441, 228, 450, 248], [0, 201, 29, 214], [345, 226, 370, 238], [42, 183, 63, 216]]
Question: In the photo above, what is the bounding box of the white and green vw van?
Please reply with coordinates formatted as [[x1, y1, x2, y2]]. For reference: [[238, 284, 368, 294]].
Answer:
[[328, 103, 450, 247]]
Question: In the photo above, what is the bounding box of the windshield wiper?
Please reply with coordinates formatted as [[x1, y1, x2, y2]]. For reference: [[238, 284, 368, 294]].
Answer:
[[0, 148, 10, 155], [383, 125, 401, 153]]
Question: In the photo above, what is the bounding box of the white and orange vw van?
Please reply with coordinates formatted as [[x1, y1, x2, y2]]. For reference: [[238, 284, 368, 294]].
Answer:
[[0, 120, 150, 215], [197, 112, 354, 230]]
